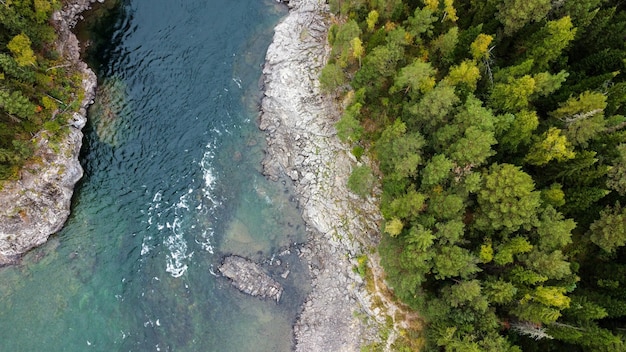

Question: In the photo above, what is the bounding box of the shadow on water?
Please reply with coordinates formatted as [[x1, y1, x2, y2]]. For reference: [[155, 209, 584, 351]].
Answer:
[[0, 0, 311, 351]]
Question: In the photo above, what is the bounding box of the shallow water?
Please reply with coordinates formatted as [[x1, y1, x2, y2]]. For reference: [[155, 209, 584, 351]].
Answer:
[[0, 0, 310, 350]]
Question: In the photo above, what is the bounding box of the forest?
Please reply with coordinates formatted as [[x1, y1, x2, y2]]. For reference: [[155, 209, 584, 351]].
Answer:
[[321, 0, 626, 350], [0, 0, 84, 180]]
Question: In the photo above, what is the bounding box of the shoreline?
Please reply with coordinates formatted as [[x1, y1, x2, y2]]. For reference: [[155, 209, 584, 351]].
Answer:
[[0, 0, 99, 266], [259, 0, 384, 349]]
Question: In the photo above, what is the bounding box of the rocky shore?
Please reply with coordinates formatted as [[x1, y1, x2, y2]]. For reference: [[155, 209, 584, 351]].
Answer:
[[259, 0, 385, 349], [0, 0, 100, 266]]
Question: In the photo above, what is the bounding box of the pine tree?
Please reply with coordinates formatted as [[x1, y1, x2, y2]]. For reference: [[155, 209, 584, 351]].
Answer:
[[475, 163, 541, 232], [496, 0, 551, 35], [589, 202, 626, 253]]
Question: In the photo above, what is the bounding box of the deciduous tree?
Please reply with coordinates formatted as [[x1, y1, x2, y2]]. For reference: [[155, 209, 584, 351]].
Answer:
[[525, 127, 576, 166]]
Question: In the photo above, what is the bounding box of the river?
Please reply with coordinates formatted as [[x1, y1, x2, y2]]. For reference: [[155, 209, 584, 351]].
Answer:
[[0, 0, 310, 350]]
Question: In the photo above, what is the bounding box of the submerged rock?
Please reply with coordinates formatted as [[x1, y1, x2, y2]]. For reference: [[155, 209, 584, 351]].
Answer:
[[219, 255, 283, 302]]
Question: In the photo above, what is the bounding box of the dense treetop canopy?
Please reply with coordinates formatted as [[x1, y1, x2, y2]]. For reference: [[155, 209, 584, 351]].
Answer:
[[325, 0, 626, 350]]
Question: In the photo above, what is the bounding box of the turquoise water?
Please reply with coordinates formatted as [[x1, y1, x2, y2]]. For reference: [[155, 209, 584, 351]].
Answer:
[[0, 0, 310, 350]]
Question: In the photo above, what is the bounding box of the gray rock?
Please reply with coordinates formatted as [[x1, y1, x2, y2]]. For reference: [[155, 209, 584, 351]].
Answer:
[[219, 255, 283, 302]]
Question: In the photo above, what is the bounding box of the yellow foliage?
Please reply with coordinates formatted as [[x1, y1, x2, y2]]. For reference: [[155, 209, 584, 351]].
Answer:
[[7, 33, 36, 67], [444, 60, 481, 90], [423, 0, 439, 12], [350, 37, 364, 60], [443, 0, 458, 22], [366, 10, 379, 32], [404, 31, 415, 45], [470, 33, 493, 60], [33, 0, 54, 23], [533, 286, 571, 309], [480, 243, 493, 263], [525, 127, 576, 166], [420, 76, 436, 93], [385, 217, 404, 237], [41, 95, 58, 113]]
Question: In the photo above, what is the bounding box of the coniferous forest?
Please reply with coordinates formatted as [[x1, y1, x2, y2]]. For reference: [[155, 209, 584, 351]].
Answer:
[[0, 0, 84, 180], [322, 0, 626, 350], [3, 0, 626, 350]]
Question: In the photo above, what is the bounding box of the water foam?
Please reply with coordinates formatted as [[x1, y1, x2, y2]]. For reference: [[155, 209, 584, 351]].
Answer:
[[195, 142, 220, 253], [139, 142, 220, 277], [164, 213, 193, 278]]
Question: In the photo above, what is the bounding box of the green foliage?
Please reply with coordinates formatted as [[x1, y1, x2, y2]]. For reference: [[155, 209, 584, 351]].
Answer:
[[433, 245, 480, 280], [390, 58, 436, 98], [330, 20, 362, 67], [475, 163, 541, 232], [430, 26, 459, 66], [351, 145, 364, 160], [353, 41, 405, 97], [405, 7, 436, 42], [376, 119, 425, 178], [420, 154, 454, 188], [0, 90, 36, 120], [484, 280, 517, 304], [407, 83, 459, 133], [0, 53, 36, 83], [589, 202, 626, 253], [383, 188, 426, 220], [489, 75, 536, 113], [496, 0, 551, 35], [607, 144, 626, 195], [535, 205, 574, 251], [447, 125, 496, 166], [553, 91, 607, 147], [336, 102, 363, 142], [525, 16, 577, 71], [319, 62, 346, 92], [347, 165, 375, 197], [494, 237, 533, 266], [499, 110, 539, 150]]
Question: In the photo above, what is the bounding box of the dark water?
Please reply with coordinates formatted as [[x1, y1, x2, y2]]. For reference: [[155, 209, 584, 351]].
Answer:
[[0, 1, 310, 350]]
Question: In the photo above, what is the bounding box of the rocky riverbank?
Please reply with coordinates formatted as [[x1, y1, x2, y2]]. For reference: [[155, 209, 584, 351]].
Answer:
[[0, 0, 100, 266], [259, 0, 386, 349]]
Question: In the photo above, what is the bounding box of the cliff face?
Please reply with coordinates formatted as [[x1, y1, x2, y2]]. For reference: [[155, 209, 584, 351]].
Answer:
[[0, 0, 101, 266]]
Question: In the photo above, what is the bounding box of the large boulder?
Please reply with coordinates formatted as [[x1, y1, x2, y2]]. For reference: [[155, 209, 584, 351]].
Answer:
[[219, 255, 283, 302]]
